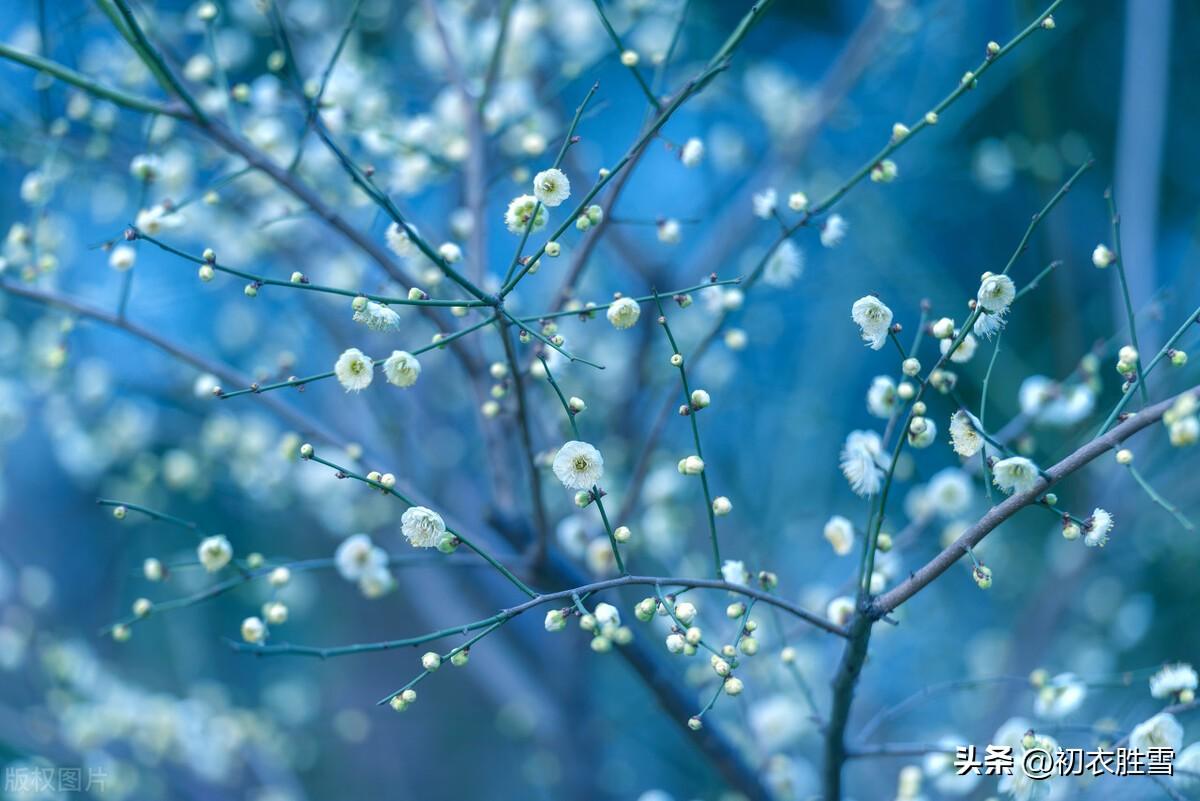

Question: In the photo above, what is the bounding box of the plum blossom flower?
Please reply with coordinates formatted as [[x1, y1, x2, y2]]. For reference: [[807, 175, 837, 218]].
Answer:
[[383, 350, 421, 388], [1150, 663, 1198, 699], [335, 533, 386, 580], [851, 296, 893, 350], [532, 168, 570, 207], [949, 410, 984, 457], [504, 194, 547, 233], [840, 430, 888, 496], [198, 535, 233, 572], [992, 456, 1039, 495], [402, 506, 447, 548], [606, 297, 641, 329], [352, 301, 401, 332], [763, 240, 803, 287], [1129, 713, 1183, 755], [820, 214, 848, 248], [1084, 508, 1113, 547], [823, 515, 855, 556], [335, 348, 374, 391], [553, 441, 604, 490]]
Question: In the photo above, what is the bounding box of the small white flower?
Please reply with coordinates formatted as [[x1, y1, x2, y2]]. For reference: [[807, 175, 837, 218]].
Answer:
[[606, 297, 641, 329], [752, 188, 777, 219], [504, 194, 548, 233], [1149, 663, 1198, 699], [992, 456, 1039, 495], [823, 515, 855, 556], [866, 375, 897, 418], [680, 137, 704, 167], [352, 301, 401, 332], [198, 534, 233, 572], [335, 533, 386, 580], [1129, 712, 1183, 755], [820, 214, 848, 248], [108, 245, 136, 271], [926, 468, 972, 517], [383, 350, 421, 388], [1092, 243, 1115, 268], [657, 218, 682, 244], [334, 348, 374, 392], [907, 416, 937, 448], [973, 309, 1007, 339], [840, 430, 889, 496], [1084, 508, 1113, 547], [762, 239, 803, 287], [385, 221, 416, 257], [1033, 672, 1087, 719], [532, 168, 570, 207], [721, 559, 747, 585], [553, 441, 604, 490], [949, 410, 984, 458], [401, 506, 447, 548], [241, 616, 265, 643], [851, 296, 893, 350], [940, 331, 978, 363], [977, 273, 1016, 313]]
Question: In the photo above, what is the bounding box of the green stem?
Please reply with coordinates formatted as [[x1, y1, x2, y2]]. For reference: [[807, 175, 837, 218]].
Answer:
[[1106, 187, 1149, 406]]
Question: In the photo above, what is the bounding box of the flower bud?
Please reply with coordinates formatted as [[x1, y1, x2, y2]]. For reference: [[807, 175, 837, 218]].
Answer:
[[685, 626, 702, 645], [132, 598, 152, 617], [620, 49, 639, 67], [1092, 244, 1115, 268], [674, 602, 697, 625], [688, 716, 703, 731], [1170, 349, 1188, 367], [891, 123, 910, 141], [876, 532, 893, 552], [780, 646, 796, 663], [544, 609, 567, 631], [932, 318, 955, 339], [112, 624, 131, 642], [264, 601, 288, 625], [574, 490, 593, 508], [787, 191, 808, 211], [670, 353, 684, 367], [1062, 521, 1081, 540], [590, 636, 612, 653], [739, 636, 759, 655], [269, 566, 290, 587], [635, 598, 657, 622], [299, 443, 314, 459], [568, 396, 586, 413], [143, 558, 164, 581], [665, 633, 685, 653], [712, 496, 733, 516], [726, 602, 746, 618], [244, 283, 258, 297], [450, 650, 469, 667], [421, 652, 441, 671], [241, 616, 265, 643], [973, 564, 993, 589], [711, 656, 731, 677], [290, 271, 304, 283], [613, 525, 631, 543], [202, 248, 216, 263], [1115, 448, 1133, 465], [678, 455, 705, 475], [723, 676, 744, 696], [198, 265, 214, 282], [902, 358, 920, 377], [690, 389, 711, 409]]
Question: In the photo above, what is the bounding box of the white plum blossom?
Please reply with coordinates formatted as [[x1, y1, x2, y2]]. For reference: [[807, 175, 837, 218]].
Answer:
[[866, 375, 897, 418], [1149, 663, 1198, 699], [383, 350, 421, 388], [401, 506, 447, 548], [352, 301, 401, 332], [762, 239, 803, 287], [977, 273, 1016, 313], [851, 296, 893, 350], [680, 137, 704, 167], [334, 348, 374, 392], [949, 410, 984, 458], [198, 534, 233, 572], [657, 218, 682, 244], [721, 559, 747, 585], [335, 533, 386, 580], [823, 515, 855, 556], [504, 194, 547, 233], [385, 221, 416, 257], [1129, 712, 1183, 755], [752, 187, 777, 218], [840, 430, 888, 496], [1084, 508, 1113, 547], [992, 456, 1039, 495], [940, 331, 978, 363], [1018, 376, 1096, 427], [820, 214, 848, 247], [1033, 672, 1087, 719], [606, 297, 641, 329], [108, 245, 136, 271], [553, 441, 604, 490], [926, 468, 973, 517], [532, 168, 570, 207]]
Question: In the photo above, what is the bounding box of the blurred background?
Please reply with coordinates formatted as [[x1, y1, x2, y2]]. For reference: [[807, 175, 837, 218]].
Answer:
[[0, 0, 1197, 799]]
